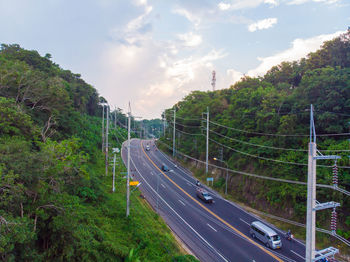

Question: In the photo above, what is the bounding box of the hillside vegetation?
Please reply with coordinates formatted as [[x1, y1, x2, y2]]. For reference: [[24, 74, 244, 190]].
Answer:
[[0, 44, 196, 261], [161, 31, 350, 247]]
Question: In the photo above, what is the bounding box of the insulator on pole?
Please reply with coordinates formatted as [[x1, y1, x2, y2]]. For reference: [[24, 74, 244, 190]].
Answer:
[[332, 161, 338, 187], [330, 208, 337, 233]]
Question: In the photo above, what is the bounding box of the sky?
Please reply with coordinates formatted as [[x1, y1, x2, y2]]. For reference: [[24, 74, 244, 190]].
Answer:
[[0, 0, 349, 119]]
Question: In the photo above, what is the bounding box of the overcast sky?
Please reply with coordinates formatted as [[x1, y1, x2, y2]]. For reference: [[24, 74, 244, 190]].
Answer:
[[1, 0, 349, 119]]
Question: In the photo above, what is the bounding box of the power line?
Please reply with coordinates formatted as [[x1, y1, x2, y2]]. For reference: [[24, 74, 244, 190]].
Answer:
[[167, 123, 203, 136], [209, 120, 350, 137], [157, 140, 350, 196], [209, 137, 349, 169], [175, 122, 202, 128], [210, 129, 307, 152], [210, 129, 350, 153]]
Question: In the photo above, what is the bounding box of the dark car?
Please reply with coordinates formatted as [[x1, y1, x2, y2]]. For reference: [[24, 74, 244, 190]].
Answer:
[[196, 188, 213, 203], [161, 164, 169, 171]]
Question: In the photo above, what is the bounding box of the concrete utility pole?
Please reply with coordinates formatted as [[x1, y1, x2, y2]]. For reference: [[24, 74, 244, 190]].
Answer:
[[112, 151, 116, 192], [163, 115, 166, 137], [114, 106, 117, 128], [173, 108, 176, 157], [102, 104, 105, 152], [126, 102, 131, 217], [105, 105, 109, 176], [305, 104, 340, 262], [206, 107, 209, 174]]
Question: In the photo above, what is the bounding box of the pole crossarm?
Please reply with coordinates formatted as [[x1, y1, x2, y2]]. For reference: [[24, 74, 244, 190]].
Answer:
[[314, 155, 341, 160], [312, 247, 338, 262], [313, 201, 340, 211]]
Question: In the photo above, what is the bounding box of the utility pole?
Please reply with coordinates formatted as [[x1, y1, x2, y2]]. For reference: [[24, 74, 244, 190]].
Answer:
[[105, 105, 109, 176], [305, 104, 340, 262], [114, 106, 117, 129], [101, 104, 105, 152], [163, 115, 166, 137], [112, 150, 116, 192], [126, 102, 131, 217], [206, 107, 209, 174], [173, 108, 176, 157]]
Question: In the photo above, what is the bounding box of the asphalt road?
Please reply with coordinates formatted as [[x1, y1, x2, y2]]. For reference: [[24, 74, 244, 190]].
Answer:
[[121, 138, 306, 262]]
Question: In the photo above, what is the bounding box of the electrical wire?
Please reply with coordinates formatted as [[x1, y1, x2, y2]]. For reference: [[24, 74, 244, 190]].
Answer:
[[209, 137, 309, 167], [156, 140, 350, 196], [209, 137, 350, 169], [210, 129, 350, 153], [175, 122, 202, 128], [167, 124, 203, 136], [210, 129, 308, 152], [209, 120, 350, 137]]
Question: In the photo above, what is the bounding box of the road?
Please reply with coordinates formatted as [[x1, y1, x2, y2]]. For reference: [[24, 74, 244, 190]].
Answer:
[[121, 138, 306, 262]]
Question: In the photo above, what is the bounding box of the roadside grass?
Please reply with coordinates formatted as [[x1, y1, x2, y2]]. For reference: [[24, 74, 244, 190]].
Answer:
[[93, 154, 199, 262]]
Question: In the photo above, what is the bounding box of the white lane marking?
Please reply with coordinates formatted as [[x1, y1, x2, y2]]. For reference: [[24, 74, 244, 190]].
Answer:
[[178, 200, 186, 206], [161, 183, 166, 188], [239, 218, 250, 226], [290, 250, 304, 260], [129, 153, 229, 262], [207, 223, 217, 232], [187, 182, 192, 186]]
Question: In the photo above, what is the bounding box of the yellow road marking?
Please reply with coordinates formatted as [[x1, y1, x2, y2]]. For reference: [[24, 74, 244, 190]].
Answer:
[[141, 140, 283, 262]]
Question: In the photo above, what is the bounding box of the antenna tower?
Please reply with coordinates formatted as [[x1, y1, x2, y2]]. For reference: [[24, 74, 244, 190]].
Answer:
[[211, 70, 216, 91]]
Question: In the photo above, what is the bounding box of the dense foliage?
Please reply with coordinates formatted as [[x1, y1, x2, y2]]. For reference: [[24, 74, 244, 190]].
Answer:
[[0, 45, 195, 261], [161, 31, 350, 243]]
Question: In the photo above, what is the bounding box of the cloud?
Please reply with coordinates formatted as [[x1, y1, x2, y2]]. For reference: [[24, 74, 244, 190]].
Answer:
[[247, 30, 345, 77], [248, 18, 277, 32], [177, 32, 202, 47], [172, 8, 201, 28], [287, 0, 340, 5], [218, 0, 278, 11]]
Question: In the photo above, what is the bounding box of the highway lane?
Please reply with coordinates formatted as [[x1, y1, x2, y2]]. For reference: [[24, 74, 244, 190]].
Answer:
[[122, 138, 305, 261], [147, 140, 306, 261]]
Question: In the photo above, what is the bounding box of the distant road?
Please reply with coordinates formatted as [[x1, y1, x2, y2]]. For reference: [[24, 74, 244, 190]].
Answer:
[[121, 139, 306, 262]]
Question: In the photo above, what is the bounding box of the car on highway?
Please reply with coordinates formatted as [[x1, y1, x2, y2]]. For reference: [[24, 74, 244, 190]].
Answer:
[[161, 164, 169, 171], [146, 145, 150, 151], [196, 188, 213, 203], [250, 221, 282, 249]]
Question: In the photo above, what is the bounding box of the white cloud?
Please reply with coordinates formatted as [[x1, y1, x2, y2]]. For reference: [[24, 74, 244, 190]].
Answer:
[[177, 32, 202, 47], [248, 18, 277, 32], [218, 2, 231, 10], [287, 0, 340, 5], [218, 0, 278, 11], [226, 69, 244, 84], [172, 8, 201, 28], [247, 31, 345, 77], [264, 0, 279, 5]]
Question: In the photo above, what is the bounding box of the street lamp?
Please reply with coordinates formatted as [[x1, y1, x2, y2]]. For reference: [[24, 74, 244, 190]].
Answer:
[[213, 157, 229, 195]]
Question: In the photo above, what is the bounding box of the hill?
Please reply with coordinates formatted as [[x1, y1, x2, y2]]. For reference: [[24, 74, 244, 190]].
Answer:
[[0, 44, 196, 261], [160, 30, 350, 253]]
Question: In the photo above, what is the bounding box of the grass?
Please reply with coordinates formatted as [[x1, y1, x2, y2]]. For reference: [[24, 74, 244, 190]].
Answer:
[[91, 154, 199, 262]]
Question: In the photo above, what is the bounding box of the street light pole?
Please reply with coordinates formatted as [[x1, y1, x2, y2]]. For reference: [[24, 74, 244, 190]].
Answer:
[[101, 104, 105, 152], [173, 108, 176, 157], [105, 105, 109, 176], [205, 107, 209, 173], [126, 102, 131, 218], [213, 157, 228, 195]]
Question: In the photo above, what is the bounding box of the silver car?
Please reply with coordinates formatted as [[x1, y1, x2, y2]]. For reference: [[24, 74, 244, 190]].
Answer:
[[250, 221, 282, 249]]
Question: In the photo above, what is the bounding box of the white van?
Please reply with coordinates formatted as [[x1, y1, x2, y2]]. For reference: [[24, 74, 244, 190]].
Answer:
[[250, 221, 282, 249]]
